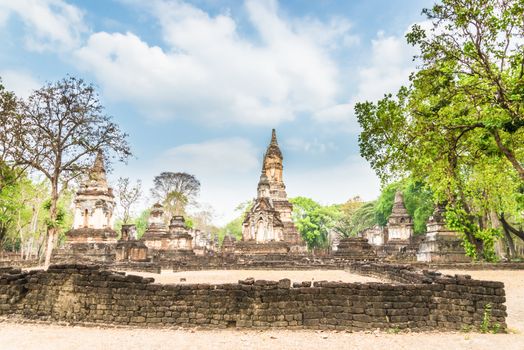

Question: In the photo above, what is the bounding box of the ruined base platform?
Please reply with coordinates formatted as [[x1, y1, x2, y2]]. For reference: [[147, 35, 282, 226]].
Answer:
[[417, 232, 470, 263], [334, 237, 377, 260], [234, 241, 290, 255], [65, 228, 118, 244], [53, 242, 117, 264]]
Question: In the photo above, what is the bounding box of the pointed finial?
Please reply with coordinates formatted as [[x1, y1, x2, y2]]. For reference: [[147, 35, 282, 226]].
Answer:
[[271, 128, 278, 144], [263, 128, 283, 160], [89, 149, 107, 184], [93, 149, 105, 172], [394, 190, 403, 204]]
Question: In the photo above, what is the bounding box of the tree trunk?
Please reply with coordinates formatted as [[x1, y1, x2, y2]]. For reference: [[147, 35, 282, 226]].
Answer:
[[499, 213, 524, 242], [44, 181, 59, 268], [502, 226, 516, 259], [492, 129, 524, 182], [491, 212, 515, 260]]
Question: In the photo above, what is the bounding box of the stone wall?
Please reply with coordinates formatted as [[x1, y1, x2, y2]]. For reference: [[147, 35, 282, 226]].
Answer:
[[0, 264, 506, 331]]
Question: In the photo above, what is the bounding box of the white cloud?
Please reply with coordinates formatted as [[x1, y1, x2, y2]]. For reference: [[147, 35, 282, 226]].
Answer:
[[285, 137, 337, 155], [0, 69, 40, 98], [0, 7, 8, 26], [291, 16, 359, 50], [286, 155, 381, 205], [164, 137, 259, 175], [313, 30, 416, 130], [73, 0, 353, 125], [110, 137, 261, 225], [354, 31, 415, 103], [163, 137, 261, 224], [0, 0, 86, 52]]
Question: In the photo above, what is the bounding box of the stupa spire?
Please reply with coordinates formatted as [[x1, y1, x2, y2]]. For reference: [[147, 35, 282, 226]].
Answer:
[[264, 128, 283, 160], [271, 128, 278, 145], [89, 149, 108, 186]]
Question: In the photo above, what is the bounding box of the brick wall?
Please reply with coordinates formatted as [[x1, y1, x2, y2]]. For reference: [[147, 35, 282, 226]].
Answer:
[[0, 264, 506, 331]]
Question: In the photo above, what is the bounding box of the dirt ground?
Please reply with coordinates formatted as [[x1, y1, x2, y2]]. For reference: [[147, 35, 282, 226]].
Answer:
[[1, 269, 523, 350]]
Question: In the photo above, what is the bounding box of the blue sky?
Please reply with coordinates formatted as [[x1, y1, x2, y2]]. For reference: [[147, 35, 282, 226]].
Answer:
[[0, 0, 433, 224]]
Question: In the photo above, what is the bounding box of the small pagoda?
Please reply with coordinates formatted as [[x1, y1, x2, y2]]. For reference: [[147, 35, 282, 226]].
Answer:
[[67, 151, 117, 243], [417, 205, 470, 263]]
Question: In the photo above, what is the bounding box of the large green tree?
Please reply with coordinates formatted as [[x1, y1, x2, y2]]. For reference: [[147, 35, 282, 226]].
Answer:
[[290, 197, 341, 250], [356, 0, 524, 260]]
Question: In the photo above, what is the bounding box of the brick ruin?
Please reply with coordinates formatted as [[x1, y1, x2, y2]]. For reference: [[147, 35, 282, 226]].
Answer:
[[417, 205, 470, 263], [68, 150, 117, 244], [53, 155, 213, 267], [239, 129, 306, 254], [0, 263, 507, 331], [50, 130, 471, 268], [350, 192, 468, 263]]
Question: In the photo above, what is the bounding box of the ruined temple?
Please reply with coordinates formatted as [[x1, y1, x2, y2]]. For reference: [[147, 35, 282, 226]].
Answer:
[[67, 151, 117, 244], [240, 129, 305, 253], [141, 203, 169, 246], [387, 191, 414, 241], [416, 204, 469, 263], [382, 191, 416, 258], [53, 151, 118, 264], [360, 225, 385, 246], [142, 205, 194, 261]]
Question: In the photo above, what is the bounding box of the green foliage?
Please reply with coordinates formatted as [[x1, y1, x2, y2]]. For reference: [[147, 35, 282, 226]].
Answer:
[[480, 303, 501, 334], [374, 184, 397, 227], [290, 197, 341, 250], [373, 179, 434, 234], [345, 201, 377, 237], [135, 209, 150, 238], [0, 170, 59, 256], [334, 197, 364, 236], [445, 206, 501, 262], [115, 209, 151, 239], [0, 163, 22, 243], [185, 217, 194, 229], [216, 201, 252, 244], [217, 216, 244, 244], [402, 181, 434, 234], [355, 0, 524, 259]]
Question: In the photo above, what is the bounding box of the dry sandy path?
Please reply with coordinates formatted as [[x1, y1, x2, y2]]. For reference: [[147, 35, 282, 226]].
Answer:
[[0, 269, 523, 350], [0, 322, 521, 350]]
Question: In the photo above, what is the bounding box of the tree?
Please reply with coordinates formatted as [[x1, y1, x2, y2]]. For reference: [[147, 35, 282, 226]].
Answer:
[[407, 0, 524, 181], [290, 197, 341, 250], [115, 208, 151, 239], [374, 180, 434, 234], [345, 201, 377, 237], [189, 204, 218, 235], [333, 197, 364, 236], [355, 0, 524, 260], [0, 164, 20, 244], [115, 177, 142, 224], [151, 172, 200, 217], [0, 79, 20, 169], [7, 76, 131, 267], [0, 80, 30, 244], [217, 201, 252, 244]]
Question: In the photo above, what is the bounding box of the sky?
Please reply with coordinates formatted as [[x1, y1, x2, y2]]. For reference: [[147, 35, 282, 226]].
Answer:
[[0, 0, 434, 225]]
